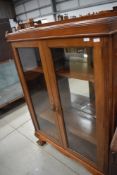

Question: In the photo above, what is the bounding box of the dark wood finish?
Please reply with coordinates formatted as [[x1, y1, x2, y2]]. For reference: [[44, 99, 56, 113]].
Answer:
[[93, 43, 108, 172], [6, 10, 117, 175], [109, 33, 117, 175]]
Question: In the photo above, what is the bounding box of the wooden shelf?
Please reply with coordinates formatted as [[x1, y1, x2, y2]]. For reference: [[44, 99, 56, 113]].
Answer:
[[24, 66, 43, 73], [64, 107, 96, 145], [57, 62, 94, 82], [31, 86, 96, 145], [31, 91, 96, 162], [68, 132, 97, 163], [31, 66, 43, 73], [39, 104, 96, 145], [38, 116, 59, 140], [39, 109, 55, 124], [71, 94, 95, 116], [24, 66, 43, 80], [33, 93, 96, 151]]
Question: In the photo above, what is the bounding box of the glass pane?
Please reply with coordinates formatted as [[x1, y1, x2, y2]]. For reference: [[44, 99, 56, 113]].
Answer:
[[17, 48, 59, 141], [51, 47, 97, 164], [52, 47, 93, 68], [26, 73, 59, 141], [18, 48, 41, 71]]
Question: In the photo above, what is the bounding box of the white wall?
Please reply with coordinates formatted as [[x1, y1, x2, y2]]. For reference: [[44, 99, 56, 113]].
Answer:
[[57, 0, 79, 12], [60, 1, 117, 18], [14, 0, 117, 23], [15, 0, 53, 22]]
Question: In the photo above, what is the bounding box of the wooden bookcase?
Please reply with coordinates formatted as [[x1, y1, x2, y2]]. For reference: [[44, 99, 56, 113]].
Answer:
[[6, 11, 117, 175]]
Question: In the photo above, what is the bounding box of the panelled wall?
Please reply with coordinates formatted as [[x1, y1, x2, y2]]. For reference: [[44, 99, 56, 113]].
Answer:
[[13, 0, 54, 22], [13, 0, 117, 22]]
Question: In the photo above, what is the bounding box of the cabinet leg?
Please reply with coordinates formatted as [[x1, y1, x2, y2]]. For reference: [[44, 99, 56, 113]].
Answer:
[[37, 139, 46, 146]]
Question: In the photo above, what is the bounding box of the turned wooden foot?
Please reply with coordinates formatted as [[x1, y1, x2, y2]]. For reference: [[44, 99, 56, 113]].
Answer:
[[37, 139, 46, 146]]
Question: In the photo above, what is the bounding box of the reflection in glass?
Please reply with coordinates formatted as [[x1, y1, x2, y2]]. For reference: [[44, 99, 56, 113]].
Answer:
[[17, 48, 59, 141], [58, 77, 96, 163], [51, 47, 93, 76], [26, 73, 59, 140], [51, 47, 97, 163]]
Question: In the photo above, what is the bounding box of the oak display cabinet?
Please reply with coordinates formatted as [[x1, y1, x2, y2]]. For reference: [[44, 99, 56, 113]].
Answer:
[[6, 11, 117, 175]]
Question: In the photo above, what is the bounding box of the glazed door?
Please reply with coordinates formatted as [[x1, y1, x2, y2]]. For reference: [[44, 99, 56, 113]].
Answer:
[[44, 38, 110, 172], [12, 41, 62, 144]]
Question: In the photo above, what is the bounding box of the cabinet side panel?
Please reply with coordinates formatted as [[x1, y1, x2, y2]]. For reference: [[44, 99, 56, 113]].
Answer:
[[109, 34, 117, 175], [112, 34, 117, 131]]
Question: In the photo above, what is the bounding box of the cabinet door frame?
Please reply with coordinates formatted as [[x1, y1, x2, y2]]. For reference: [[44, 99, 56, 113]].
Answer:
[[11, 41, 63, 145], [42, 37, 111, 172]]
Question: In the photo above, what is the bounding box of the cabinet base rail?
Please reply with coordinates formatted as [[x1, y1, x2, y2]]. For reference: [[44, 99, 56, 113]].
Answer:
[[35, 131, 104, 175]]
